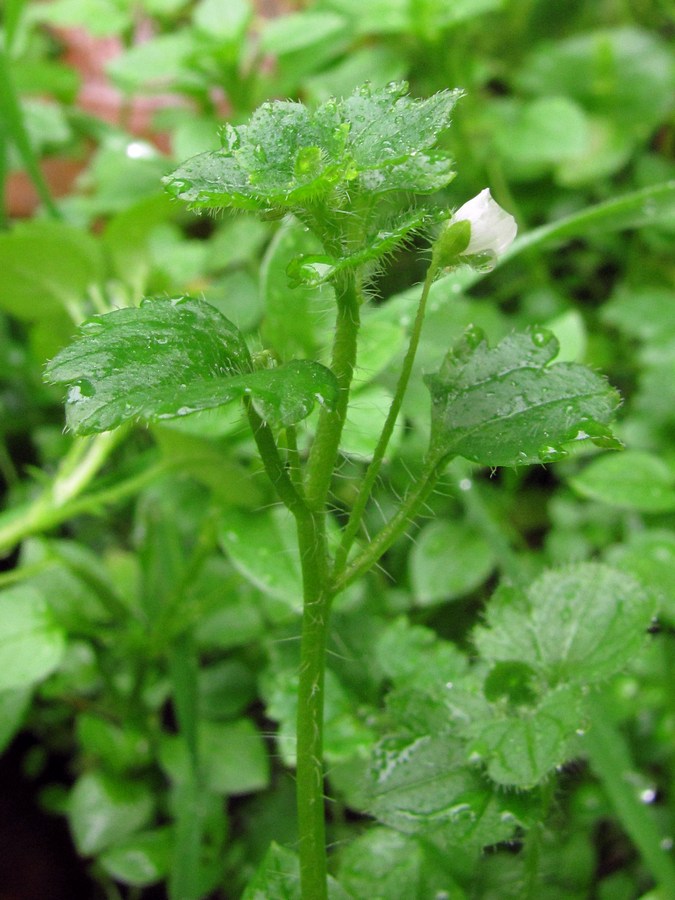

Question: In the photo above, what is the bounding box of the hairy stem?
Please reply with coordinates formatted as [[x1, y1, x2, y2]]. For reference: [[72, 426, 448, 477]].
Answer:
[[245, 401, 307, 516], [331, 454, 446, 594], [295, 509, 331, 900], [332, 262, 437, 578], [305, 273, 360, 511]]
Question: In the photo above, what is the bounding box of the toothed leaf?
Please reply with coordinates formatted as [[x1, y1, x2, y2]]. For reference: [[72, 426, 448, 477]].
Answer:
[[425, 326, 621, 467], [473, 563, 655, 685], [163, 82, 462, 211], [45, 297, 338, 433]]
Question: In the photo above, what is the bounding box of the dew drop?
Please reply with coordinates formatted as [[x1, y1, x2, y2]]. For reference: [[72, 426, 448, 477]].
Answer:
[[538, 445, 568, 463], [81, 321, 104, 335], [531, 328, 553, 347]]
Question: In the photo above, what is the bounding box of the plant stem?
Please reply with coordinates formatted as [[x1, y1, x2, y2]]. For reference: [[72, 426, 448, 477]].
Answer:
[[331, 453, 446, 594], [295, 509, 331, 900], [333, 262, 437, 577], [584, 692, 675, 898], [168, 633, 203, 900], [245, 401, 307, 516], [305, 273, 360, 511], [244, 400, 332, 898], [0, 429, 128, 555]]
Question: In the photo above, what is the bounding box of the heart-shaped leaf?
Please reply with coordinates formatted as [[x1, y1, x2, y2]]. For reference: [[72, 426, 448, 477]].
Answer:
[[425, 325, 621, 467], [45, 296, 338, 433]]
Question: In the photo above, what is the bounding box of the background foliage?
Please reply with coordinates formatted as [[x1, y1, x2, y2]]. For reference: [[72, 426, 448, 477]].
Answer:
[[1, 0, 674, 898]]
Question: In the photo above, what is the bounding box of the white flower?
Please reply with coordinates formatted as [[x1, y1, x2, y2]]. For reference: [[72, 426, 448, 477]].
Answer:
[[451, 188, 517, 257]]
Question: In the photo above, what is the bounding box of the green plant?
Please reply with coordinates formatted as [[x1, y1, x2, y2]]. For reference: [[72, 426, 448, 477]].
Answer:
[[37, 81, 671, 900], [2, 2, 675, 898]]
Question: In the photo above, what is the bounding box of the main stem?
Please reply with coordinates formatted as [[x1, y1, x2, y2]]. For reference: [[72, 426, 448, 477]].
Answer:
[[295, 509, 331, 900], [332, 262, 438, 577], [305, 273, 360, 511], [245, 294, 361, 898]]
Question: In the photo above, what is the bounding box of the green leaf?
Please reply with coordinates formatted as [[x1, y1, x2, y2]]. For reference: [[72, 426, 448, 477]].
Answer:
[[218, 507, 302, 612], [69, 771, 155, 856], [569, 451, 675, 512], [459, 684, 587, 788], [260, 219, 333, 360], [473, 563, 655, 686], [337, 828, 465, 900], [192, 559, 267, 649], [31, 0, 129, 35], [163, 82, 461, 210], [366, 721, 529, 843], [0, 585, 66, 690], [517, 27, 674, 134], [197, 659, 257, 721], [602, 286, 675, 343], [374, 618, 468, 692], [425, 326, 621, 467], [99, 828, 172, 887], [192, 0, 251, 41], [0, 687, 31, 753], [0, 221, 104, 322], [410, 519, 496, 605], [493, 96, 590, 169], [45, 296, 338, 433], [242, 842, 352, 900], [605, 530, 675, 622], [260, 11, 347, 55], [339, 385, 399, 460], [76, 714, 151, 773], [159, 719, 270, 796]]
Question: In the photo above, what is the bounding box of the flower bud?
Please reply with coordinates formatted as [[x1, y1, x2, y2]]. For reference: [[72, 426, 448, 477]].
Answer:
[[451, 188, 517, 257], [432, 188, 517, 271]]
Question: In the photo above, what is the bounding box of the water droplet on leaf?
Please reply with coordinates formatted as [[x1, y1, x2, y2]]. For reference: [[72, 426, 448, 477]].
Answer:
[[531, 328, 553, 347]]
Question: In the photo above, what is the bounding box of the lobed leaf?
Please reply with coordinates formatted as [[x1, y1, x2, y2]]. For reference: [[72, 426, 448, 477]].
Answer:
[[457, 684, 587, 788], [425, 325, 621, 467], [366, 720, 531, 843], [163, 82, 461, 210], [473, 563, 655, 686], [45, 297, 338, 433]]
